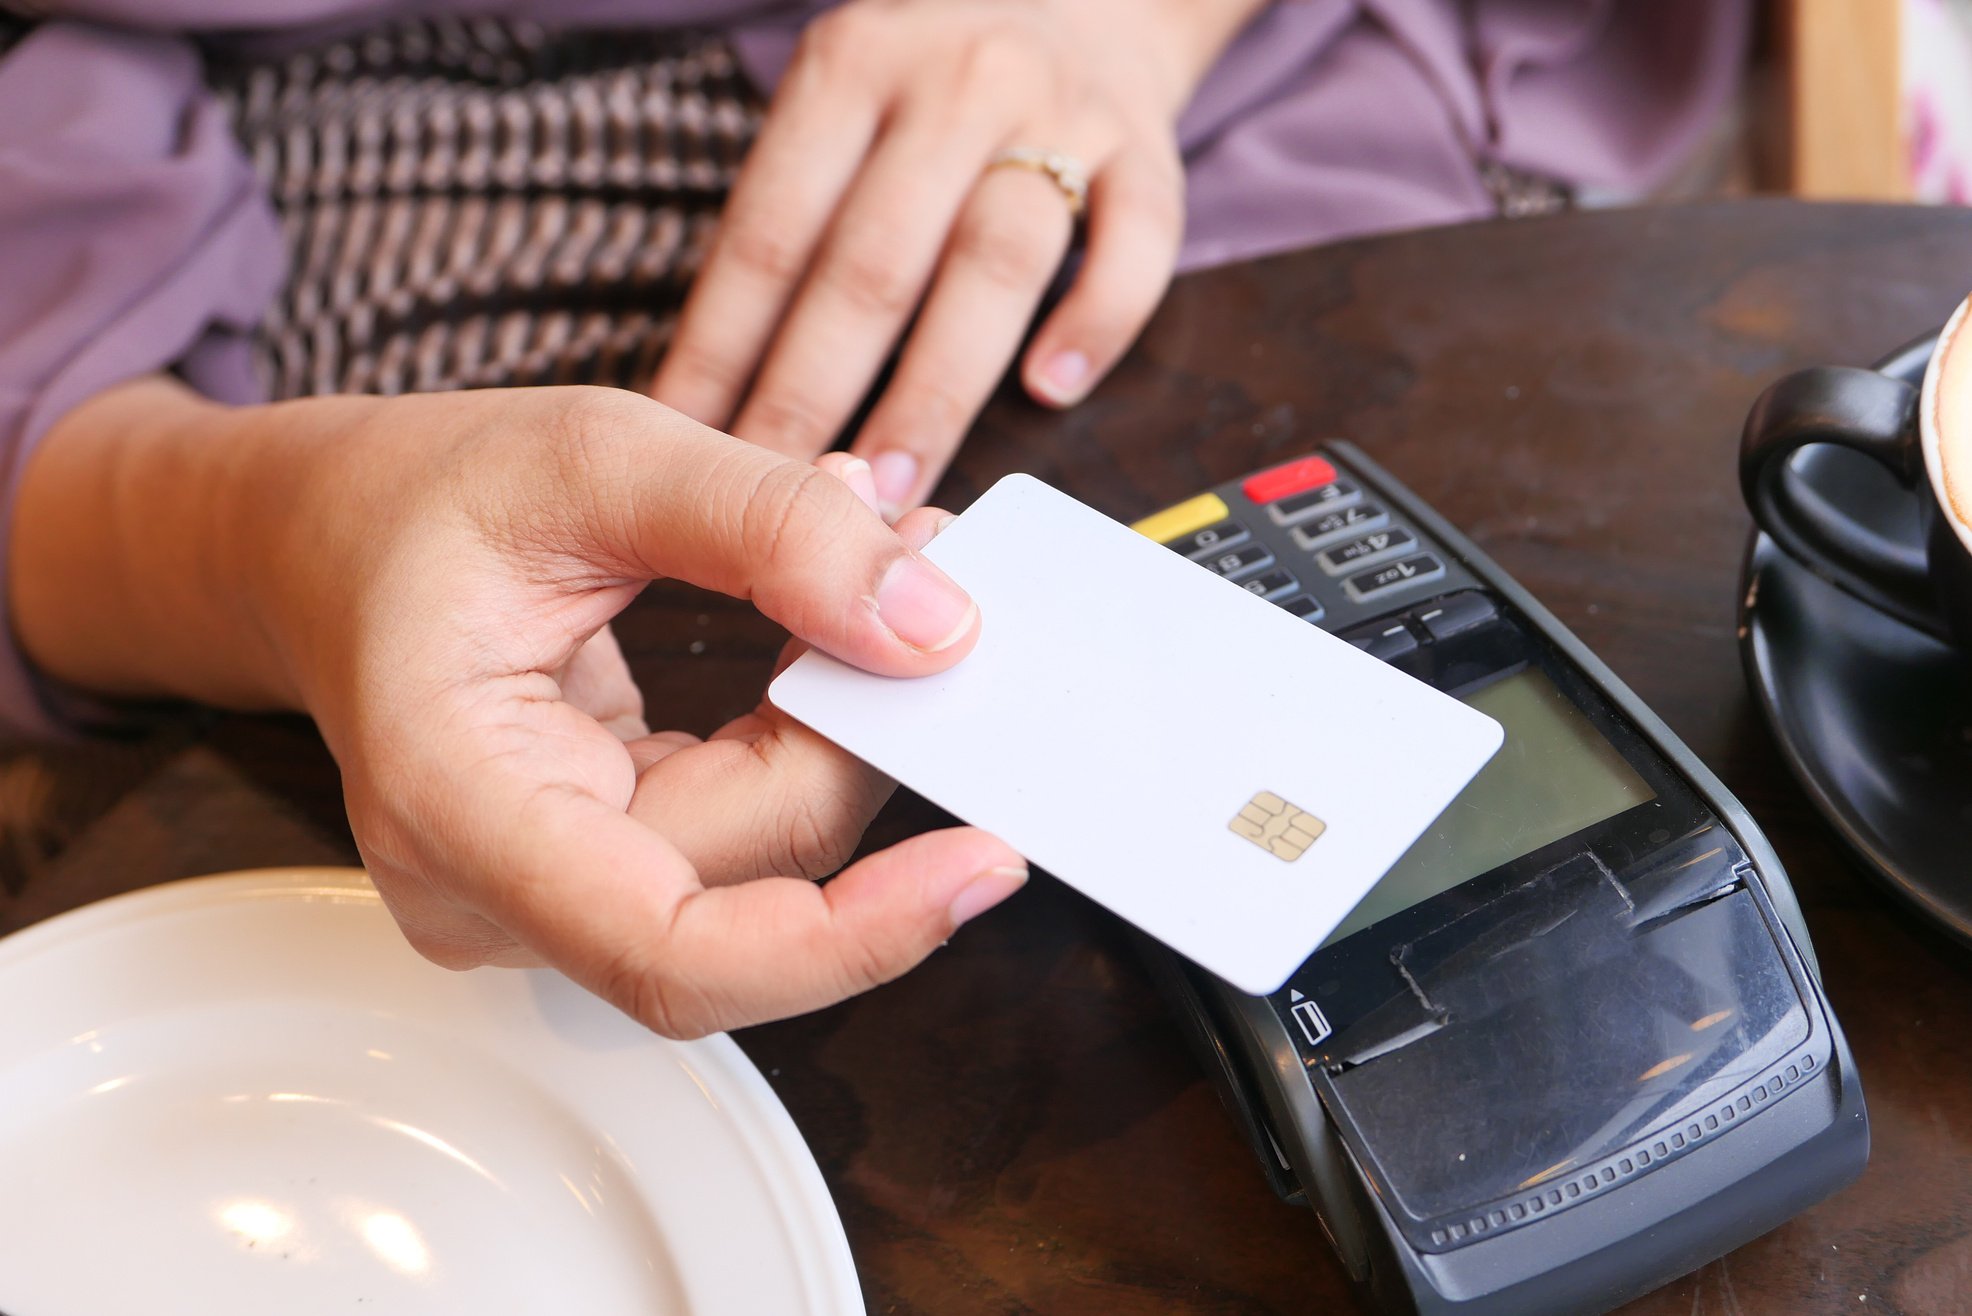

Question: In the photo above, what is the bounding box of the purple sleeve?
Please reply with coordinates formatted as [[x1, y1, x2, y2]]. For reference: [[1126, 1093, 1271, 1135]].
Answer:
[[0, 20, 284, 738], [1176, 0, 1751, 270]]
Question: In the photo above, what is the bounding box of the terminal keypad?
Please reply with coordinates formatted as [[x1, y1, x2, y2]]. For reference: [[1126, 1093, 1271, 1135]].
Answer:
[[1134, 451, 1487, 657]]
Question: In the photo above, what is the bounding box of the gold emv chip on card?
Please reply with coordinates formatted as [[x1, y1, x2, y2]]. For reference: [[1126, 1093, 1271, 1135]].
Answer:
[[1230, 792, 1327, 862]]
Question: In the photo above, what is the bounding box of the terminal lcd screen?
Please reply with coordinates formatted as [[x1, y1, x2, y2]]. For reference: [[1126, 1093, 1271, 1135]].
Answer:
[[1326, 667, 1657, 946]]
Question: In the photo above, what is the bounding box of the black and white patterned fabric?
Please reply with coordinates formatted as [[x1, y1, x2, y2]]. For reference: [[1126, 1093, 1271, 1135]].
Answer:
[[206, 19, 764, 399]]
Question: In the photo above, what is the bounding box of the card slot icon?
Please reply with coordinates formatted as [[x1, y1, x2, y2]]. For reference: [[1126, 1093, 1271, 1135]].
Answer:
[[1230, 791, 1327, 861], [1289, 988, 1333, 1047]]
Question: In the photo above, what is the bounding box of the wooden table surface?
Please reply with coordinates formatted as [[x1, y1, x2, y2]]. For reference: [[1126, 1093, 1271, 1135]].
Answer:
[[4, 199, 1970, 1314]]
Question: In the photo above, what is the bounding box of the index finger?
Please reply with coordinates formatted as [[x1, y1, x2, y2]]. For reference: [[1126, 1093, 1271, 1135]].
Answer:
[[651, 41, 882, 427]]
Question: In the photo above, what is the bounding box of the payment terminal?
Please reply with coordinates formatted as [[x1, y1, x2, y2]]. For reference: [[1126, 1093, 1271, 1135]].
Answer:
[[1129, 444, 1866, 1316]]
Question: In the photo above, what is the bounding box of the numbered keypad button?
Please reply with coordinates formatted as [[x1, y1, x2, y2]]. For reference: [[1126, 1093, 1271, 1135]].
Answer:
[[1268, 480, 1363, 526], [1240, 569, 1299, 601], [1278, 594, 1325, 623], [1200, 543, 1275, 581], [1291, 501, 1388, 549], [1166, 519, 1251, 558], [1343, 553, 1446, 602], [1318, 527, 1417, 574]]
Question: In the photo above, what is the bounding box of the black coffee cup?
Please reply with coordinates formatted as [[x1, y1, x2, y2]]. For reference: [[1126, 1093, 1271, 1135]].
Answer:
[[1740, 302, 1972, 648]]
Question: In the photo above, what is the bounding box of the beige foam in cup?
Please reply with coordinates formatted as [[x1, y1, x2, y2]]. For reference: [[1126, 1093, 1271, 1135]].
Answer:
[[1933, 304, 1972, 538]]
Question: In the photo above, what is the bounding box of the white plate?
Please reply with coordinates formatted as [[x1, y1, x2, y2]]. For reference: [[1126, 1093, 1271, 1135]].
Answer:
[[0, 870, 864, 1315]]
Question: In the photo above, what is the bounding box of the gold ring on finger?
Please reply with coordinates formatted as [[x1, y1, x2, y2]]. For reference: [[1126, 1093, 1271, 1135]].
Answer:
[[985, 146, 1090, 219]]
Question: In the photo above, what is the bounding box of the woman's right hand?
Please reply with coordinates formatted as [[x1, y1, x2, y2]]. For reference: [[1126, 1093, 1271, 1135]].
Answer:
[[652, 0, 1217, 517], [14, 378, 1027, 1036]]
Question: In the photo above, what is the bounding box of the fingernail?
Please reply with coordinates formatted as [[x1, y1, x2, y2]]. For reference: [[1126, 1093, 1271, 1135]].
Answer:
[[949, 865, 1028, 927], [836, 455, 880, 512], [1033, 349, 1090, 405], [934, 513, 956, 536], [874, 553, 978, 652], [870, 451, 919, 515]]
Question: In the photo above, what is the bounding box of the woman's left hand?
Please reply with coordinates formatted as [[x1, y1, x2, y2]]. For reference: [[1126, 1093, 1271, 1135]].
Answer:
[[652, 0, 1244, 517]]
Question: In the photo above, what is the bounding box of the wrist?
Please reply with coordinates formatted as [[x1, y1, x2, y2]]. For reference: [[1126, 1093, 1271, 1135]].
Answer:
[[1073, 0, 1270, 118], [13, 377, 322, 714]]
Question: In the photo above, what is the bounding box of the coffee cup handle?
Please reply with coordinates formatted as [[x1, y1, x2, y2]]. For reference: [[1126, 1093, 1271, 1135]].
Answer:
[[1739, 365, 1944, 637]]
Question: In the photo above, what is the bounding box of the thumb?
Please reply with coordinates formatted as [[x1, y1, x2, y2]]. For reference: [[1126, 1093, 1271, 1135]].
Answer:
[[554, 391, 979, 676]]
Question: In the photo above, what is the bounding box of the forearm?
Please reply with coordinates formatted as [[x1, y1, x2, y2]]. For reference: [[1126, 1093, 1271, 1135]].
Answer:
[[10, 374, 359, 713]]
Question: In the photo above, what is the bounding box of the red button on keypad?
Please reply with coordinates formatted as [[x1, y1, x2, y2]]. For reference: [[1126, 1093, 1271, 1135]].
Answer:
[[1242, 456, 1339, 505]]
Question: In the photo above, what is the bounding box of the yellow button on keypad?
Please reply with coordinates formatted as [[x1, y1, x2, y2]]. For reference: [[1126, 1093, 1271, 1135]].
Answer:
[[1131, 492, 1231, 545]]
